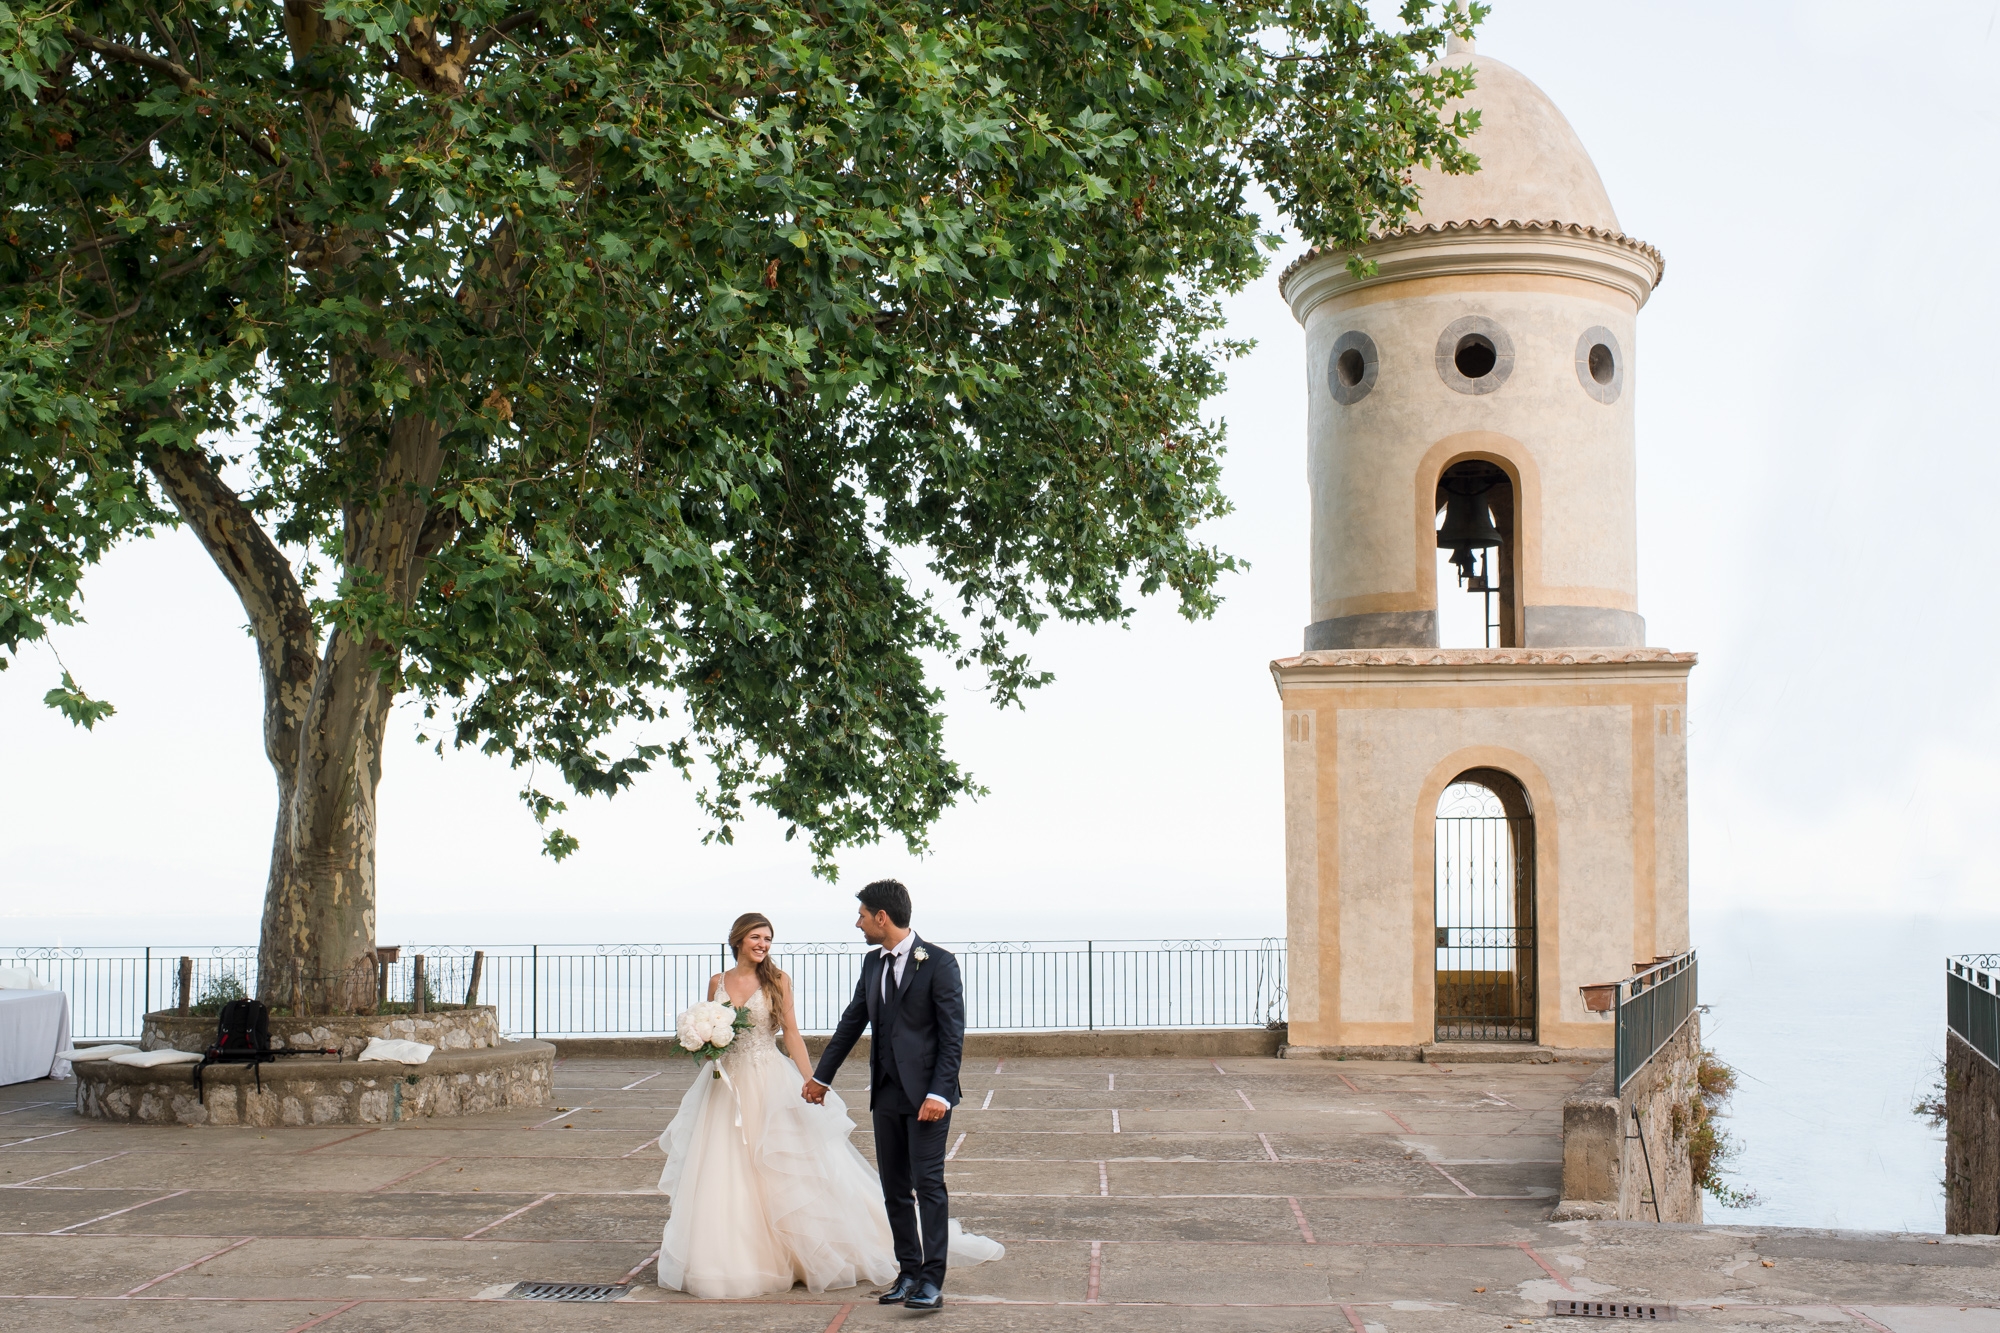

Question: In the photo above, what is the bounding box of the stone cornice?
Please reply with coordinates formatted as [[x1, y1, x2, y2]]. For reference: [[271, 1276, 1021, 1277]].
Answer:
[[1279, 220, 1666, 324], [1270, 646, 1696, 690]]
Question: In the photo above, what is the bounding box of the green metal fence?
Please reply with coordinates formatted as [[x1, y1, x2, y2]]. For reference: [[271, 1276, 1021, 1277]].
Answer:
[[1947, 954, 2000, 1069], [1614, 951, 1697, 1091]]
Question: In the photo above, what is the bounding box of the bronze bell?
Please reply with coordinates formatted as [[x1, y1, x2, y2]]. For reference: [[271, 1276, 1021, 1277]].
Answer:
[[1436, 488, 1503, 553], [1437, 487, 1502, 587]]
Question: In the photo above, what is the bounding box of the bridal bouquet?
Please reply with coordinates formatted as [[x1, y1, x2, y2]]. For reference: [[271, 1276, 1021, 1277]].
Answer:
[[674, 1000, 755, 1078]]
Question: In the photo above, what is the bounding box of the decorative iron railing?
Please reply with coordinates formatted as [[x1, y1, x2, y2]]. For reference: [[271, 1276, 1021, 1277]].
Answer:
[[8, 939, 1287, 1041], [1613, 951, 1697, 1091], [1947, 954, 2000, 1070]]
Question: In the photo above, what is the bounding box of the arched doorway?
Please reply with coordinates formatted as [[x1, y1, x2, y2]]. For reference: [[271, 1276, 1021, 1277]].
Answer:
[[1434, 769, 1537, 1042]]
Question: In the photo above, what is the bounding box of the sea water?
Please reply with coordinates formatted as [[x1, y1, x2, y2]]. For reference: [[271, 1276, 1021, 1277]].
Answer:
[[1693, 909, 1992, 1234]]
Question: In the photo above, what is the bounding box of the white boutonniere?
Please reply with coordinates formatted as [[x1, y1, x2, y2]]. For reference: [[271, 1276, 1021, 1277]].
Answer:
[[912, 946, 929, 970]]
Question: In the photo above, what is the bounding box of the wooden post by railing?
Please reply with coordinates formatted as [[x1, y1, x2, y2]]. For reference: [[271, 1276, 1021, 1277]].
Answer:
[[374, 946, 400, 1015], [464, 950, 485, 1007], [176, 957, 193, 1015], [413, 954, 427, 1015]]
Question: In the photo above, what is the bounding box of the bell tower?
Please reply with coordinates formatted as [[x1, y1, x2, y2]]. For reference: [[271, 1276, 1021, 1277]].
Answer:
[[1274, 37, 1694, 1056]]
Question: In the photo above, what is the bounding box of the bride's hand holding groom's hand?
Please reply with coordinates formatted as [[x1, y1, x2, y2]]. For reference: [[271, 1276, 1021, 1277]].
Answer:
[[801, 1076, 827, 1105]]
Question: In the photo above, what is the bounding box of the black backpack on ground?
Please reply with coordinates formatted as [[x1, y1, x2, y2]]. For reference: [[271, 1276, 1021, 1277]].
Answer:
[[192, 998, 274, 1100]]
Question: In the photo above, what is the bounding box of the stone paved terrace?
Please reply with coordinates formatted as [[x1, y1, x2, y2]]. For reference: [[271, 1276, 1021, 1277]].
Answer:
[[2, 1053, 1996, 1331]]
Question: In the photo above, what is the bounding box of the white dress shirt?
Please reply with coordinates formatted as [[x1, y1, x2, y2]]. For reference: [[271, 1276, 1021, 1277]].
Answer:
[[880, 930, 916, 1000]]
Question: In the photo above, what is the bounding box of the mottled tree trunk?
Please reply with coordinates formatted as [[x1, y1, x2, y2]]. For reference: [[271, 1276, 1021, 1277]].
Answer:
[[150, 1, 504, 1007], [152, 413, 446, 1014], [255, 625, 395, 1015]]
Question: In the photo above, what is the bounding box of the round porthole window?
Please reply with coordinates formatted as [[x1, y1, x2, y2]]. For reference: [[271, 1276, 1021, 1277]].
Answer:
[[1327, 329, 1379, 405], [1575, 326, 1623, 404], [1435, 316, 1513, 395]]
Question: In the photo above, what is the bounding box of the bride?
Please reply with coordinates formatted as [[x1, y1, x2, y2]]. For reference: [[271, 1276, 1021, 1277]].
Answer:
[[657, 912, 1000, 1298]]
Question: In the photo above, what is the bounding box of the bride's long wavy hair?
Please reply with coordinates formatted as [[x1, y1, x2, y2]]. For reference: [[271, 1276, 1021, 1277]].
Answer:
[[727, 912, 786, 1016]]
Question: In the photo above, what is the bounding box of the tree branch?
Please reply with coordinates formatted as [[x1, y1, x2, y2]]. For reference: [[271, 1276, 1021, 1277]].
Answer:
[[148, 445, 319, 779], [143, 5, 186, 69], [465, 11, 541, 66], [67, 27, 275, 164], [65, 29, 198, 93], [387, 10, 539, 98]]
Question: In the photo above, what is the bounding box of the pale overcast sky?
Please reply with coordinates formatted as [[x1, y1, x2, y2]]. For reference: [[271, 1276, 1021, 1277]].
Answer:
[[5, 1, 1996, 947]]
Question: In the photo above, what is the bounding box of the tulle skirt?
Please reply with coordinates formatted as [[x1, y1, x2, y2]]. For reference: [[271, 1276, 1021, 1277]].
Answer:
[[657, 1040, 1004, 1297]]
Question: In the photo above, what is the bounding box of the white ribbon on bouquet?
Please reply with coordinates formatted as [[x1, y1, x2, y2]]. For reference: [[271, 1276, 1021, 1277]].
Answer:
[[707, 1059, 748, 1145]]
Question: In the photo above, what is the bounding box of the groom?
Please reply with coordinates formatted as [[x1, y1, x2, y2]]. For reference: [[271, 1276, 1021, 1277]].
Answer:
[[803, 879, 964, 1312]]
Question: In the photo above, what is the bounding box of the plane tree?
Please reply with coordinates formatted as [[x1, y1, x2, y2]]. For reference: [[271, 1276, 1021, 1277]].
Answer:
[[0, 0, 1478, 1010]]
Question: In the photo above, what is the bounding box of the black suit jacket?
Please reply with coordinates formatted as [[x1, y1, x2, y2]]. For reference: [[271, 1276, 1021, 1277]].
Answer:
[[813, 935, 965, 1111]]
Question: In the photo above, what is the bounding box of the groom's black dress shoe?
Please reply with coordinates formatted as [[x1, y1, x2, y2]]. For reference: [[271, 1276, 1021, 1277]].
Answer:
[[903, 1281, 944, 1311], [878, 1276, 920, 1305]]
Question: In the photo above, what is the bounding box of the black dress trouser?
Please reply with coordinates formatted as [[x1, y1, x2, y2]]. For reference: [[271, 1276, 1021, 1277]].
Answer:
[[870, 1058, 952, 1286]]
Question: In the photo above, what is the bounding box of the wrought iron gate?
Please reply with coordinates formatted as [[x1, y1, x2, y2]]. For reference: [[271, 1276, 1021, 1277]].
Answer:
[[1434, 783, 1536, 1042]]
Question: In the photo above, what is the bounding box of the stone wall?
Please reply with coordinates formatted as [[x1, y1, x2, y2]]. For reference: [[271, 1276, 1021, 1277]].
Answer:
[[143, 1006, 503, 1060], [1553, 1013, 1701, 1222], [1946, 1029, 2000, 1234], [551, 1027, 1287, 1061], [74, 1041, 554, 1127]]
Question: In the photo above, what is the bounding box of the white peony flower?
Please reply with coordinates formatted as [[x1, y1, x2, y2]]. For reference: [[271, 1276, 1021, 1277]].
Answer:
[[674, 999, 741, 1055]]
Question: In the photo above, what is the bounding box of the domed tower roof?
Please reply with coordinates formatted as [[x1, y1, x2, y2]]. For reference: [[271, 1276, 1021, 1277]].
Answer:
[[1281, 35, 1661, 311], [1404, 40, 1620, 234]]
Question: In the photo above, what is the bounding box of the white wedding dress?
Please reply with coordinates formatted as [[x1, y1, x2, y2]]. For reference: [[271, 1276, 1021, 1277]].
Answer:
[[656, 987, 1003, 1298]]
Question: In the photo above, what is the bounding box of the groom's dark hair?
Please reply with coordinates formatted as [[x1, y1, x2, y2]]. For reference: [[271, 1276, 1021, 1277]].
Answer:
[[857, 879, 912, 928]]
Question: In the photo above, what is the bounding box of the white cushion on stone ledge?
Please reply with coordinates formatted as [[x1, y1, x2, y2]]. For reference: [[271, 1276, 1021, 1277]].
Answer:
[[358, 1037, 434, 1064], [107, 1049, 201, 1067], [61, 1045, 139, 1062]]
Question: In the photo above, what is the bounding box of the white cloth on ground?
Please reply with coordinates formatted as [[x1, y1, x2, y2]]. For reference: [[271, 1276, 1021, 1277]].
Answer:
[[358, 1037, 434, 1064], [60, 1045, 138, 1062], [0, 989, 72, 1084], [107, 1048, 201, 1067]]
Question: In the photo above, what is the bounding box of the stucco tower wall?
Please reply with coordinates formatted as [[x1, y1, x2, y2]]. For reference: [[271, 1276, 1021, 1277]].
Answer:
[[1284, 245, 1657, 652], [1277, 44, 1664, 653], [1274, 649, 1693, 1053]]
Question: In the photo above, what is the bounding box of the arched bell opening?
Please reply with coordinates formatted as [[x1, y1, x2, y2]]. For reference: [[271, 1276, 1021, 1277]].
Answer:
[[1435, 459, 1518, 648], [1433, 769, 1537, 1043]]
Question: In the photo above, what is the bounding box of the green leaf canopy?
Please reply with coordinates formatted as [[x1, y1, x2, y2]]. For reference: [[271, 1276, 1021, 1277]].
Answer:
[[1, 0, 1478, 869]]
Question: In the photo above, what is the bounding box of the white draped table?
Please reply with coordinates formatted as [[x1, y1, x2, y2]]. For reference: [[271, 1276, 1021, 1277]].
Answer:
[[0, 990, 72, 1085]]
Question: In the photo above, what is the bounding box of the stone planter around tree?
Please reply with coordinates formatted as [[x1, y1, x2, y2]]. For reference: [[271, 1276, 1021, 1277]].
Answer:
[[73, 1006, 552, 1127], [142, 1005, 505, 1060]]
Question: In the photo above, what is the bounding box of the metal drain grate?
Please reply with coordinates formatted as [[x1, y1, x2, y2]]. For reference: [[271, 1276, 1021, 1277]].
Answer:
[[1549, 1300, 1677, 1321], [503, 1282, 629, 1302]]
